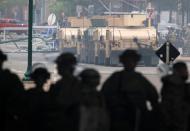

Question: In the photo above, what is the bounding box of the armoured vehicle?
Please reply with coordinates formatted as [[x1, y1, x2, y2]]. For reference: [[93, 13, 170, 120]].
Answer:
[[79, 13, 158, 66], [58, 12, 159, 66], [58, 28, 86, 59], [58, 17, 91, 58]]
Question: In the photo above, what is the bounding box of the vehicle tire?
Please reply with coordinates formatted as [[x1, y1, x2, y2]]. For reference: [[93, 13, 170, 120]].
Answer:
[[95, 56, 98, 64], [143, 56, 151, 66], [105, 57, 110, 66]]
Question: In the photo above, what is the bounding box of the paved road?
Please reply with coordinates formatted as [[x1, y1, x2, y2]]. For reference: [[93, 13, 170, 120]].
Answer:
[[1, 51, 161, 92], [4, 43, 190, 92]]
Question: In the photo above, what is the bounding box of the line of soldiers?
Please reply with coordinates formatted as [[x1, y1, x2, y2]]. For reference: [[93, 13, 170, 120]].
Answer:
[[183, 24, 190, 44], [162, 24, 190, 49], [1, 49, 190, 131]]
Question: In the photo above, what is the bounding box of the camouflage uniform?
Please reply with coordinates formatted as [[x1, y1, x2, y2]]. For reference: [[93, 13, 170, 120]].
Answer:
[[168, 30, 177, 46], [182, 27, 190, 55], [184, 28, 190, 44]]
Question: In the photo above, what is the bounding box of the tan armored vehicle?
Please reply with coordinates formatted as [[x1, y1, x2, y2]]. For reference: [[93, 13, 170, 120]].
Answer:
[[58, 27, 86, 58], [79, 13, 158, 66], [58, 13, 158, 66]]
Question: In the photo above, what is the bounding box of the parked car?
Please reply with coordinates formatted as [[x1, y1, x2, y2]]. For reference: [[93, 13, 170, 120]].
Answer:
[[0, 18, 28, 35]]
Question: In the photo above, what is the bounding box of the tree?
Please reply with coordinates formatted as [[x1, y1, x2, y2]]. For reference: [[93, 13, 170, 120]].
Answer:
[[50, 0, 76, 16], [0, 0, 27, 19]]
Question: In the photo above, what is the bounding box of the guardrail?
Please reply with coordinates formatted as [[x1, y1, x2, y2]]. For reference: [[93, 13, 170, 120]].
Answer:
[[0, 26, 58, 40], [0, 36, 51, 44]]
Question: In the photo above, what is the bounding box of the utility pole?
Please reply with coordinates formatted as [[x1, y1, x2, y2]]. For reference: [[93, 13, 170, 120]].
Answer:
[[188, 0, 190, 24], [41, 0, 45, 23], [147, 1, 153, 27], [177, 0, 182, 25], [23, 0, 33, 81], [182, 0, 185, 26]]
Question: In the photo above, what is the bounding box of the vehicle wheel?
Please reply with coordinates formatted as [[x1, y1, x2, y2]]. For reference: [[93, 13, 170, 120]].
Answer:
[[105, 57, 110, 66], [77, 55, 81, 62], [143, 56, 151, 66], [95, 56, 98, 64]]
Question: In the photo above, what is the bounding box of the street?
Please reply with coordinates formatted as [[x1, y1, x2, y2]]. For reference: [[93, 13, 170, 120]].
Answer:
[[3, 42, 190, 93], [1, 49, 161, 92]]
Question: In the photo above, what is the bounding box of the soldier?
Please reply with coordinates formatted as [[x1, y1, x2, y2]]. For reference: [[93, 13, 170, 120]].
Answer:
[[101, 49, 159, 131], [58, 12, 68, 28], [0, 50, 26, 131], [0, 50, 8, 131], [48, 52, 80, 131], [26, 67, 50, 131], [160, 62, 189, 131], [79, 69, 110, 131], [182, 24, 190, 55], [175, 28, 184, 48], [167, 27, 177, 46], [184, 24, 190, 45]]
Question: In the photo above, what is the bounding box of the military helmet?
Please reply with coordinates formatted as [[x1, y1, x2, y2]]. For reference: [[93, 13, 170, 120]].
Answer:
[[79, 68, 100, 80], [119, 49, 141, 64], [55, 52, 77, 67], [30, 67, 50, 82], [79, 68, 100, 88]]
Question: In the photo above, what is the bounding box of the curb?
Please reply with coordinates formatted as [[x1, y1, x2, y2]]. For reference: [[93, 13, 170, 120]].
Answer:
[[176, 56, 190, 62]]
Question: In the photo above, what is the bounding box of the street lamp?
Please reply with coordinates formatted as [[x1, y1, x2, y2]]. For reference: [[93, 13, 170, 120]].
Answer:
[[23, 0, 33, 81]]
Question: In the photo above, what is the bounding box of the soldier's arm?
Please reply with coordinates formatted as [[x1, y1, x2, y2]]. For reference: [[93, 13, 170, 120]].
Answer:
[[141, 75, 159, 109], [9, 72, 25, 92], [101, 72, 120, 94], [101, 72, 120, 107]]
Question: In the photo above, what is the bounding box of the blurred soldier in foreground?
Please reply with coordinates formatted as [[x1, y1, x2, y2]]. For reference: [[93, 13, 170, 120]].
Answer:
[[0, 50, 26, 131], [101, 49, 159, 131], [79, 69, 110, 131], [26, 67, 50, 131], [160, 62, 189, 131], [48, 52, 80, 131]]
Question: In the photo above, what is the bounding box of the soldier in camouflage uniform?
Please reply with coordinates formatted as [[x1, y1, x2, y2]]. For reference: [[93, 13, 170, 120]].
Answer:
[[182, 24, 190, 55], [184, 25, 190, 44], [160, 62, 189, 131], [167, 27, 177, 46]]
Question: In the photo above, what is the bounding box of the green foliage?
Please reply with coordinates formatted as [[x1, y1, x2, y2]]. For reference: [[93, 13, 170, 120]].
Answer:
[[49, 1, 64, 16], [53, 0, 92, 16], [0, 0, 27, 6], [0, 0, 27, 10], [49, 0, 76, 16]]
